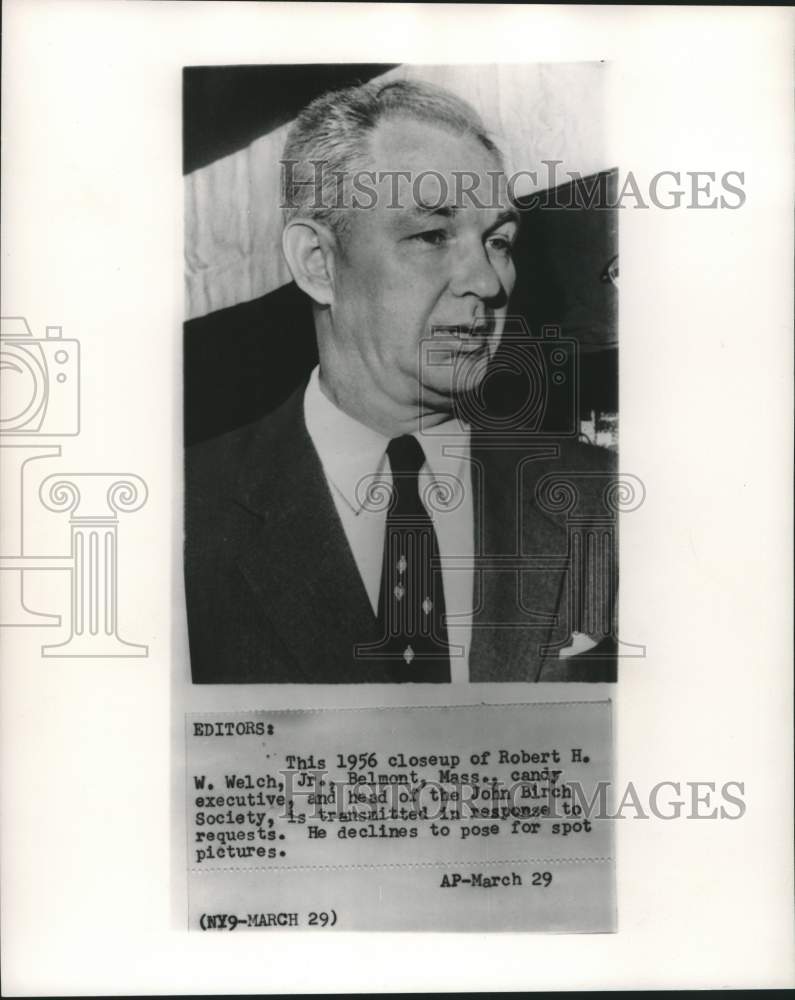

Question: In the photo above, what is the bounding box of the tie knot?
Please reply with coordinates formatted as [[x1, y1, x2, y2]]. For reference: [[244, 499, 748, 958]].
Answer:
[[386, 435, 426, 478]]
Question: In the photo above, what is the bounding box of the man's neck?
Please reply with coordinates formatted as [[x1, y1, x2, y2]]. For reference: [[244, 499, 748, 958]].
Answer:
[[317, 365, 453, 440]]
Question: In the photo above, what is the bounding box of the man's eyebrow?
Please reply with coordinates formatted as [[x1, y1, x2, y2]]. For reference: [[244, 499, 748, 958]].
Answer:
[[486, 207, 520, 231], [401, 202, 520, 229], [410, 199, 458, 219]]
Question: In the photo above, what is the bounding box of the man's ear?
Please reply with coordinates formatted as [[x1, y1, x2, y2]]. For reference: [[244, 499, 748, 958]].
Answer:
[[281, 219, 338, 306]]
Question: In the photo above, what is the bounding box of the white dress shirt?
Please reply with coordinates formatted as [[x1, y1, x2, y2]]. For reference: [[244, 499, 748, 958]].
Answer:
[[304, 366, 474, 681]]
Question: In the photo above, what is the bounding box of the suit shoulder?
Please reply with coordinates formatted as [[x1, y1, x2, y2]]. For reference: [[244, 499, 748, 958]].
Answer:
[[186, 422, 250, 485], [511, 438, 616, 519], [548, 439, 617, 516], [556, 438, 617, 473], [186, 389, 303, 494]]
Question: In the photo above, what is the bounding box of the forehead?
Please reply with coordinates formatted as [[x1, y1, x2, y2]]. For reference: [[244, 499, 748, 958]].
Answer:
[[368, 117, 500, 175], [362, 116, 511, 216]]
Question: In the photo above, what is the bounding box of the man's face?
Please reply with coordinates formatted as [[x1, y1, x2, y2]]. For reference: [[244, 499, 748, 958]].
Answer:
[[328, 117, 518, 419]]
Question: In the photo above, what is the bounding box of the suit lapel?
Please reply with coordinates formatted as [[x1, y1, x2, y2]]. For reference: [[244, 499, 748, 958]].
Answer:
[[233, 388, 378, 681], [469, 439, 569, 682], [226, 389, 573, 684]]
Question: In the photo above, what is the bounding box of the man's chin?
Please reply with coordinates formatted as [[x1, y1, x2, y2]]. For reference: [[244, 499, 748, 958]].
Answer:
[[418, 347, 492, 417]]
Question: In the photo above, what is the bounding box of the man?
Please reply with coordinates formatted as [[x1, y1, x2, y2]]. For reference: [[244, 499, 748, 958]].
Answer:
[[186, 78, 616, 684]]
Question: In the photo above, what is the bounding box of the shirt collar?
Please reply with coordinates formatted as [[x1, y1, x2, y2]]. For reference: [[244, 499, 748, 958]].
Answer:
[[304, 366, 470, 513]]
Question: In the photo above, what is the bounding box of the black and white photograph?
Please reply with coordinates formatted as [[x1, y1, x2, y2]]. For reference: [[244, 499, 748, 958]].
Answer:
[[1, 0, 792, 991], [179, 63, 623, 935], [183, 63, 621, 684]]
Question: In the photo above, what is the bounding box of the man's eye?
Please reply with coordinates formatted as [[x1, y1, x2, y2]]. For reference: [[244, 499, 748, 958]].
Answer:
[[413, 230, 449, 247], [487, 234, 514, 254]]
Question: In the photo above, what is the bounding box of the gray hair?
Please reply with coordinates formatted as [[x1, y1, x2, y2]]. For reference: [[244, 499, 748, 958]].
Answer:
[[280, 78, 503, 238]]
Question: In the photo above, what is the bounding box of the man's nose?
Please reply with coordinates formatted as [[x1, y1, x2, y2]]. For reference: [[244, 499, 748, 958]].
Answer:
[[449, 241, 503, 300]]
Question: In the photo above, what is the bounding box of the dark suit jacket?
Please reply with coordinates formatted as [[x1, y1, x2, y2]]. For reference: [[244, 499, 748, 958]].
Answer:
[[185, 384, 617, 683]]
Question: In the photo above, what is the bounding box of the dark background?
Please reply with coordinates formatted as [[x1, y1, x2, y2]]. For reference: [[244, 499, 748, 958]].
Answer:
[[183, 66, 617, 447], [184, 64, 397, 173]]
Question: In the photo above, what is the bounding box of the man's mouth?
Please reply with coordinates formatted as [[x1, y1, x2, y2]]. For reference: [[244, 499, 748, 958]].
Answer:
[[432, 317, 495, 343]]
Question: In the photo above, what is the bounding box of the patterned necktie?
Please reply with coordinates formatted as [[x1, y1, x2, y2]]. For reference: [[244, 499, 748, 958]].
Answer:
[[375, 435, 451, 682]]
